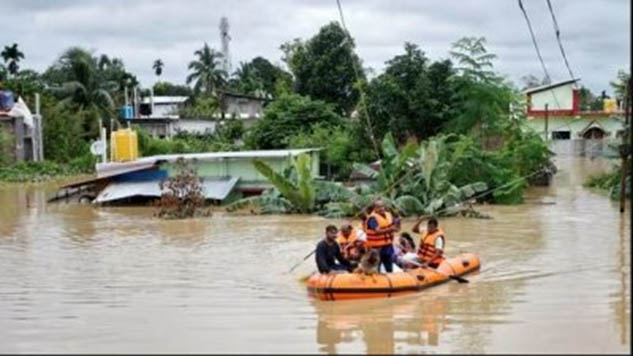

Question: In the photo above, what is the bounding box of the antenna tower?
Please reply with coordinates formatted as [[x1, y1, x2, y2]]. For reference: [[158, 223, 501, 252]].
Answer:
[[219, 17, 231, 74]]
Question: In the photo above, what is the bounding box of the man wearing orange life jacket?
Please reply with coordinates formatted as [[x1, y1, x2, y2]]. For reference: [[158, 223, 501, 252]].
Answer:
[[363, 199, 401, 273], [412, 217, 445, 268], [336, 222, 366, 262]]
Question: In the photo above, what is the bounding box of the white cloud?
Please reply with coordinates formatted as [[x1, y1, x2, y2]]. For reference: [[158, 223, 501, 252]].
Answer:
[[0, 0, 627, 94]]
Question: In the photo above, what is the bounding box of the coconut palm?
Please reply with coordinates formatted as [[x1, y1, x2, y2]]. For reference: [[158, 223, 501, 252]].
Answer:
[[231, 61, 263, 94], [186, 43, 227, 94], [1, 43, 25, 77], [50, 47, 116, 137], [153, 59, 164, 79]]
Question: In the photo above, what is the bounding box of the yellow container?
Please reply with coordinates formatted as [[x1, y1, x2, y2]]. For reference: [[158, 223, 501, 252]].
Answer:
[[110, 128, 139, 162], [603, 99, 617, 113]]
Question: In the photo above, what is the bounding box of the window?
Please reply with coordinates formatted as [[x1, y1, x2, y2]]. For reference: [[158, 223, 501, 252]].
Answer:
[[552, 131, 571, 140]]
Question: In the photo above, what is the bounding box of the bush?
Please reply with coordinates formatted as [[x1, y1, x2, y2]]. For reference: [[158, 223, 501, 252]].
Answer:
[[153, 158, 211, 219], [0, 160, 89, 182], [288, 123, 374, 180]]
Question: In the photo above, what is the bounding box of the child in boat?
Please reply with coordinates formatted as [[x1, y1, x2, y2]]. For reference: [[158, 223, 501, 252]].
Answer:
[[337, 222, 367, 262]]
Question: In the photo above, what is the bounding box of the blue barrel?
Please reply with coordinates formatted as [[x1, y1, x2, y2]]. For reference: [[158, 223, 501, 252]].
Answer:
[[118, 105, 133, 119]]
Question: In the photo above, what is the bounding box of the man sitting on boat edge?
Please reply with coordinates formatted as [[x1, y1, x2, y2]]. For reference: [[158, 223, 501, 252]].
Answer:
[[413, 217, 446, 268], [315, 225, 354, 274]]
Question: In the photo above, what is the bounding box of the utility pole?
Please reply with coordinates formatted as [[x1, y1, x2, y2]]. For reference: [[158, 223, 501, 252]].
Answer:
[[619, 90, 629, 213], [544, 103, 549, 141]]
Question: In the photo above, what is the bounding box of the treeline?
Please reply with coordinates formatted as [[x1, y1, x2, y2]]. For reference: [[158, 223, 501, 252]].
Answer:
[[1, 21, 561, 205]]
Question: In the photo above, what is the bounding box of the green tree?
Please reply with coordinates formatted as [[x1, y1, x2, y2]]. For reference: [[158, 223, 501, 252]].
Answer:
[[447, 36, 516, 138], [246, 93, 342, 149], [186, 43, 227, 95], [363, 43, 457, 144], [230, 61, 263, 95], [47, 47, 116, 137], [610, 69, 630, 102], [282, 22, 364, 115], [153, 59, 164, 78], [1, 43, 24, 77], [152, 81, 193, 96]]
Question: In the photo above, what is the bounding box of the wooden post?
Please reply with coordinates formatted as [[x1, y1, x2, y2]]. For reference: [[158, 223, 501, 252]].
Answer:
[[544, 103, 549, 141]]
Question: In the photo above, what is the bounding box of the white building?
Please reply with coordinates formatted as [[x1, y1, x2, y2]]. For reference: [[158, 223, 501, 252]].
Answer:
[[141, 96, 189, 119]]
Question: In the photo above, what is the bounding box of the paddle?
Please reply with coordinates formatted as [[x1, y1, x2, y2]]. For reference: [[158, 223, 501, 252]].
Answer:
[[288, 249, 316, 273], [404, 258, 469, 284]]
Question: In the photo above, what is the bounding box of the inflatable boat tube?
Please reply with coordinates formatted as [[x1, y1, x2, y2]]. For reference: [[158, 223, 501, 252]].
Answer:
[[306, 253, 480, 301]]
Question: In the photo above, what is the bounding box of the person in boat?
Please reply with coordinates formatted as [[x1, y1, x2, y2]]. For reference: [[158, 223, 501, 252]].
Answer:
[[337, 222, 367, 262], [363, 199, 400, 273], [392, 232, 419, 270], [412, 217, 445, 268], [316, 225, 354, 274]]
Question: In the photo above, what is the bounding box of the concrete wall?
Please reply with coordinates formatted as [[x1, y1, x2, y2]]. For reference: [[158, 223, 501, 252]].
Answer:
[[530, 83, 574, 110], [174, 119, 217, 135], [224, 96, 265, 119], [0, 115, 43, 162]]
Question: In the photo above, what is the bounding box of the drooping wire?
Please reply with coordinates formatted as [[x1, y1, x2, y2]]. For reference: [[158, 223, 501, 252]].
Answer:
[[518, 0, 562, 109], [545, 0, 575, 80], [335, 0, 381, 157]]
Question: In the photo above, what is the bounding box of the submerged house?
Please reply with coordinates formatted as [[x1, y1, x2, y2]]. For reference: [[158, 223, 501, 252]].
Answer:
[[53, 148, 321, 205]]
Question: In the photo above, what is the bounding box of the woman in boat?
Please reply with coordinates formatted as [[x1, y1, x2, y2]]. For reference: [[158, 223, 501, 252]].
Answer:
[[392, 232, 419, 270]]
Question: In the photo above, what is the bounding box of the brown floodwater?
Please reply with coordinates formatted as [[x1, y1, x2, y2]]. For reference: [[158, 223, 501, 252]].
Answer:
[[0, 156, 630, 354]]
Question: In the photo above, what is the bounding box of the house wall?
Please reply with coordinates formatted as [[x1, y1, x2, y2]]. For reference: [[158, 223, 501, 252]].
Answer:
[[524, 115, 625, 140], [224, 97, 264, 119], [0, 115, 43, 162], [152, 103, 182, 117], [530, 83, 575, 111], [161, 151, 321, 185]]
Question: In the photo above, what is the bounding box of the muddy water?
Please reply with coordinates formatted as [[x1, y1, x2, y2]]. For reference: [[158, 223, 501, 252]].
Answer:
[[0, 156, 629, 354]]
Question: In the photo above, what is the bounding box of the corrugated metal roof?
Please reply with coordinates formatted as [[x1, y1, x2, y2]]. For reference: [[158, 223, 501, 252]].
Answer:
[[94, 176, 240, 203], [523, 78, 580, 94], [95, 148, 321, 176]]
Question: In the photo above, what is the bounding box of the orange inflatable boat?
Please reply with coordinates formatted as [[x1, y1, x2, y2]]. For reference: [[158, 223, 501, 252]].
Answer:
[[306, 253, 480, 301]]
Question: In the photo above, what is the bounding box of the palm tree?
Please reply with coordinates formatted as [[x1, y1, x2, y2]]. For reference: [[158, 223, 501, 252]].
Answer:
[[50, 47, 116, 137], [186, 43, 227, 94], [231, 61, 263, 94], [1, 43, 25, 77], [153, 59, 164, 79]]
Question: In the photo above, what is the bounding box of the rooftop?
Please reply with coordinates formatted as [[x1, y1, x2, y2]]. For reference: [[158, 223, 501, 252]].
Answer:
[[523, 78, 581, 95]]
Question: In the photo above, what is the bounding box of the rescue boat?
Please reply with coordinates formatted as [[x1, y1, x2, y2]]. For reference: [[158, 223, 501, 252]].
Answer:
[[306, 253, 480, 301]]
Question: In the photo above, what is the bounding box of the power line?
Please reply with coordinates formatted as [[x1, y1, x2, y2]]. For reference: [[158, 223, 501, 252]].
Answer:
[[517, 0, 562, 109], [335, 0, 380, 157], [545, 0, 575, 80], [518, 0, 552, 83]]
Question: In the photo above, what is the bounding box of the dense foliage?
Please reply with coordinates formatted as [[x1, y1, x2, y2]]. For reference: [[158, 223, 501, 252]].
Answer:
[[246, 93, 343, 149]]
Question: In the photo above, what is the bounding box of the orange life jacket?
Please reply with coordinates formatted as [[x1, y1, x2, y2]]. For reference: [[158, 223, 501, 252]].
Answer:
[[364, 211, 394, 248], [417, 228, 446, 265], [336, 229, 358, 251]]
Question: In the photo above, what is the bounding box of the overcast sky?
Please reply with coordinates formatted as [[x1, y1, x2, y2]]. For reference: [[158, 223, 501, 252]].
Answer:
[[1, 0, 628, 94]]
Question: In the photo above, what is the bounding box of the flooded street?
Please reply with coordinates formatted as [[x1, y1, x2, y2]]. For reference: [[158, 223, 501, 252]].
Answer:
[[0, 156, 629, 354]]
